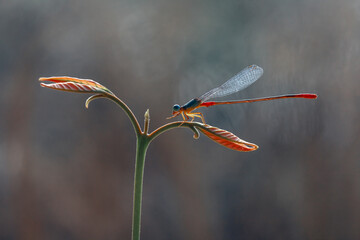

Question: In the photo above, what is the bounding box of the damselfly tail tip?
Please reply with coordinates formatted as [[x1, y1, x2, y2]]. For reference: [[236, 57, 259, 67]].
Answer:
[[301, 93, 318, 99]]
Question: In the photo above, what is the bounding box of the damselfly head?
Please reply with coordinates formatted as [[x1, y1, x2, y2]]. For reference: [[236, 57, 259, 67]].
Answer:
[[172, 104, 180, 112]]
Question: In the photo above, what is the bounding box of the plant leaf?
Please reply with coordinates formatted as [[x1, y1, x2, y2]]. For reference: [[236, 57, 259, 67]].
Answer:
[[39, 76, 113, 95], [196, 124, 258, 152]]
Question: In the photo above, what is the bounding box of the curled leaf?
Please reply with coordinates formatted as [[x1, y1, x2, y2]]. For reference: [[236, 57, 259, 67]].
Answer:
[[188, 125, 200, 139], [196, 124, 258, 152], [39, 76, 113, 95], [85, 94, 107, 108]]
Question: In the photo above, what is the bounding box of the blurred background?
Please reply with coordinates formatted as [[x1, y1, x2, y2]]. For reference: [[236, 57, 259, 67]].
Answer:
[[1, 0, 359, 239]]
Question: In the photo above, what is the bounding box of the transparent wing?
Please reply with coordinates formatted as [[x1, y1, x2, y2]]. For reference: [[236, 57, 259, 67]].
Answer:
[[198, 65, 264, 102]]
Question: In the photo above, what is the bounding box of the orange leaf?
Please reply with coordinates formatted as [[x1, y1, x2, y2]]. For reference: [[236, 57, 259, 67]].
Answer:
[[196, 124, 258, 152], [39, 76, 113, 95]]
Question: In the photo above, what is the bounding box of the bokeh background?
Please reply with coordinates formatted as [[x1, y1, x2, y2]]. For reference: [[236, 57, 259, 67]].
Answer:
[[1, 0, 359, 239]]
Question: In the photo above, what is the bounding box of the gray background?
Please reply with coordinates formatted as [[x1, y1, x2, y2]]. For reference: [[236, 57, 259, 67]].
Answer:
[[1, 0, 359, 239]]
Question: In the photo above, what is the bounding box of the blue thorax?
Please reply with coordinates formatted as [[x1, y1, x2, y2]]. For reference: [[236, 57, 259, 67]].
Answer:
[[182, 98, 201, 110]]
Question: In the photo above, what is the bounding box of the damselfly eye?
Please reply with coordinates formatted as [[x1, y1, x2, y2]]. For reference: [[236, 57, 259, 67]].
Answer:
[[173, 104, 180, 111]]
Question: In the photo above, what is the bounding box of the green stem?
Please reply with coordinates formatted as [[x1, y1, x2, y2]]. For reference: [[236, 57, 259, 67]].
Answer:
[[132, 135, 149, 240], [148, 121, 201, 143], [86, 95, 202, 240], [86, 93, 142, 137]]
